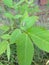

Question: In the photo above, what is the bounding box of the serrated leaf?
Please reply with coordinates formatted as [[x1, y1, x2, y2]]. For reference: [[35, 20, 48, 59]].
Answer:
[[10, 29, 21, 44], [3, 0, 13, 8], [0, 41, 8, 55], [27, 27, 49, 52], [21, 16, 38, 30], [1, 34, 10, 40], [7, 44, 10, 61], [16, 33, 34, 65]]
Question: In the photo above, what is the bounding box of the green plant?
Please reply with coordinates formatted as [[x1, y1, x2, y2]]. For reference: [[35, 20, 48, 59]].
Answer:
[[0, 0, 49, 65]]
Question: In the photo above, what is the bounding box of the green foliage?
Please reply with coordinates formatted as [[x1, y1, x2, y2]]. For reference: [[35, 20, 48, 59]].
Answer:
[[4, 13, 14, 19], [3, 0, 13, 8], [0, 41, 8, 55], [21, 15, 38, 30], [10, 29, 21, 44], [0, 25, 9, 33], [16, 33, 34, 65], [27, 27, 49, 52], [0, 0, 49, 65], [1, 34, 10, 40], [0, 62, 3, 65]]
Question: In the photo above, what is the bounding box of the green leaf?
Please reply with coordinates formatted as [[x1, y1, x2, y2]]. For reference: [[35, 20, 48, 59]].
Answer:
[[14, 0, 24, 6], [28, 27, 49, 52], [14, 15, 22, 19], [16, 33, 34, 65], [21, 16, 38, 30], [0, 25, 9, 32], [10, 29, 21, 44], [14, 3, 28, 13], [22, 11, 28, 19], [0, 41, 8, 55], [0, 62, 3, 65], [31, 6, 40, 14], [7, 44, 10, 61], [3, 0, 13, 8], [4, 13, 14, 19], [5, 13, 22, 20], [1, 34, 10, 40]]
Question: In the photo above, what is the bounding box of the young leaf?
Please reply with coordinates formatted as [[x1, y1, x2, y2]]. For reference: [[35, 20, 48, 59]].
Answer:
[[1, 34, 10, 40], [14, 15, 22, 19], [4, 13, 14, 19], [10, 29, 21, 44], [3, 0, 13, 8], [16, 33, 34, 65], [5, 12, 22, 20], [7, 44, 10, 61], [27, 27, 49, 52], [0, 25, 9, 32], [0, 41, 8, 55], [14, 4, 28, 14], [22, 11, 28, 20], [21, 16, 38, 30]]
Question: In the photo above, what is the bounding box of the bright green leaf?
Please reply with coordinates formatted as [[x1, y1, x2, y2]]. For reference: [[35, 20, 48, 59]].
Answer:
[[14, 4, 28, 14], [10, 29, 21, 44], [3, 0, 13, 8], [16, 33, 34, 65], [14, 15, 22, 19], [21, 16, 38, 30], [22, 11, 28, 20], [28, 27, 49, 52], [14, 0, 24, 6], [4, 13, 14, 19], [19, 4, 28, 14], [0, 41, 8, 55], [1, 34, 10, 40], [0, 25, 9, 32]]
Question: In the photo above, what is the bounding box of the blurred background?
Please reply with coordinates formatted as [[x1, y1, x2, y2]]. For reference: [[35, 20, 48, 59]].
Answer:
[[0, 0, 49, 65]]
